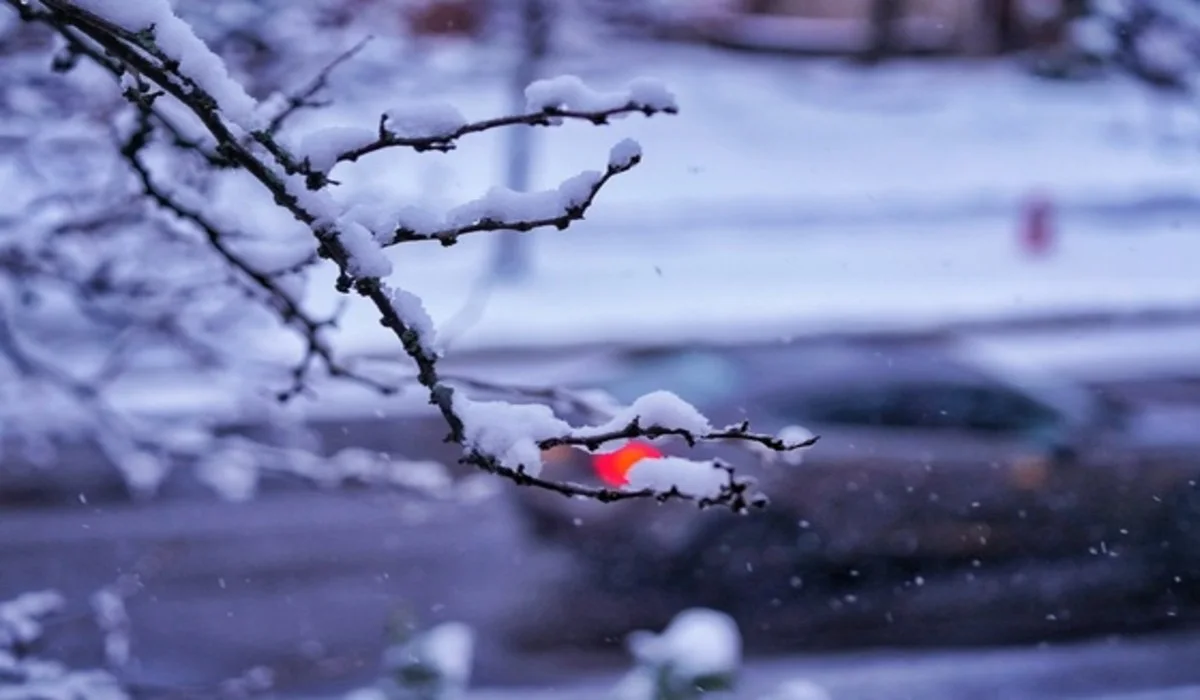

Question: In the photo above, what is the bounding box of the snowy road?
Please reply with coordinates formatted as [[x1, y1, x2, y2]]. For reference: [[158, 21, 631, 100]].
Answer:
[[6, 482, 1200, 699], [462, 631, 1200, 700]]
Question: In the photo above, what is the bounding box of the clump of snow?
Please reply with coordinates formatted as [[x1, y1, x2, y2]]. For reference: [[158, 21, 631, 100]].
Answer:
[[280, 167, 341, 222], [420, 622, 474, 688], [452, 395, 570, 475], [750, 425, 818, 467], [629, 608, 741, 676], [525, 75, 678, 113], [392, 204, 444, 237], [299, 126, 376, 172], [446, 171, 602, 227], [0, 591, 64, 649], [195, 446, 259, 502], [625, 457, 728, 499], [73, 0, 260, 127], [556, 170, 603, 209], [389, 286, 439, 356], [577, 390, 712, 438], [91, 587, 131, 668], [113, 448, 170, 497], [379, 621, 475, 700], [319, 448, 454, 496], [626, 76, 679, 112], [0, 668, 129, 700], [618, 608, 741, 700], [609, 138, 643, 170], [336, 219, 393, 278], [779, 425, 816, 449], [385, 102, 467, 139]]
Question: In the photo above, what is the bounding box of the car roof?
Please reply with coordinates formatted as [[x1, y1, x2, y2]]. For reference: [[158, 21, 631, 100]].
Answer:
[[602, 340, 1096, 423]]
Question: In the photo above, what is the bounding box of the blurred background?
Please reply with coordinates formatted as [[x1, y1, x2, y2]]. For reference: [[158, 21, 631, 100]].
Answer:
[[5, 0, 1200, 698]]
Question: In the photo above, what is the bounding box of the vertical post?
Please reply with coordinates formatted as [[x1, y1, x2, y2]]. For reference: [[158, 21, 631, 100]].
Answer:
[[1020, 190, 1055, 259], [861, 0, 906, 64], [490, 0, 551, 283]]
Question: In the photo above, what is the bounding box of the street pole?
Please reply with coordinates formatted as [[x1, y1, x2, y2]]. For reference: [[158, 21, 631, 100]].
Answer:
[[490, 0, 551, 283]]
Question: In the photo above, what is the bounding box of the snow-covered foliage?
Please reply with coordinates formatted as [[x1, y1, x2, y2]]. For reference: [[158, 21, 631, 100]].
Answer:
[[344, 620, 475, 700], [616, 608, 742, 700], [0, 590, 129, 700], [0, 0, 809, 512], [1070, 0, 1200, 90]]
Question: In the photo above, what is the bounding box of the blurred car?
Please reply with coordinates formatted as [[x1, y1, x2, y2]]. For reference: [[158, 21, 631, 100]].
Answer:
[[511, 341, 1200, 624]]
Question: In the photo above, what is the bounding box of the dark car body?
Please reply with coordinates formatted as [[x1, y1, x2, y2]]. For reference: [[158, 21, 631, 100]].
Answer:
[[510, 341, 1200, 627]]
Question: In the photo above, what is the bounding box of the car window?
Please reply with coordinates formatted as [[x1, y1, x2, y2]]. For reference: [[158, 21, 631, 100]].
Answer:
[[881, 384, 979, 429], [774, 380, 1065, 436], [966, 387, 1055, 432], [601, 350, 744, 407], [766, 385, 891, 427]]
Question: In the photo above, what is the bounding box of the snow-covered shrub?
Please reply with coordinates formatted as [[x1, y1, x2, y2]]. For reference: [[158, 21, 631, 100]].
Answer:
[[0, 590, 129, 700], [1, 0, 810, 509], [1069, 0, 1200, 89], [615, 608, 742, 700], [343, 618, 474, 700]]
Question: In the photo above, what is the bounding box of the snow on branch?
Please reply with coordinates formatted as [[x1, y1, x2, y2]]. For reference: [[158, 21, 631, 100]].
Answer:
[[388, 139, 642, 247], [303, 76, 676, 170], [5, 0, 807, 509]]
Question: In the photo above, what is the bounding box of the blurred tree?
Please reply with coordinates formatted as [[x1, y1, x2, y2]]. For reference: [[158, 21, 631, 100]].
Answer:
[[490, 0, 553, 283], [862, 0, 906, 63]]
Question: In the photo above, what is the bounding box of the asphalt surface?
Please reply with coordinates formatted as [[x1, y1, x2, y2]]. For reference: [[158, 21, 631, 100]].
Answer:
[[0, 490, 584, 694], [5, 481, 1200, 699], [5, 338, 1200, 697]]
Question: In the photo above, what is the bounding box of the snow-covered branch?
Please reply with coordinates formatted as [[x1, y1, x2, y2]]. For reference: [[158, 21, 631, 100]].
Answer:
[[3, 0, 805, 509], [313, 76, 677, 166], [387, 139, 642, 246]]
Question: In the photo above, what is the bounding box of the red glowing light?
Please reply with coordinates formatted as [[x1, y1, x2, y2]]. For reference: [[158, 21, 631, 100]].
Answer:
[[593, 441, 663, 486]]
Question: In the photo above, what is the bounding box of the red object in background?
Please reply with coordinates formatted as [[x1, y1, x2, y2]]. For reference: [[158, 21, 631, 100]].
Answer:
[[406, 0, 486, 37], [593, 441, 663, 487], [1021, 192, 1055, 258]]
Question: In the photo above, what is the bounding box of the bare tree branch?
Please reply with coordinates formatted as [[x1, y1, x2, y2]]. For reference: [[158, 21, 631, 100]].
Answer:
[[334, 100, 678, 164], [4, 0, 802, 510], [264, 36, 373, 135], [387, 155, 637, 247]]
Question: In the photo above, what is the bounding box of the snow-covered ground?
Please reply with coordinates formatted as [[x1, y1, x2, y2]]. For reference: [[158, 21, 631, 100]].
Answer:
[[294, 216, 1200, 357], [323, 628, 1200, 700], [462, 630, 1200, 700]]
